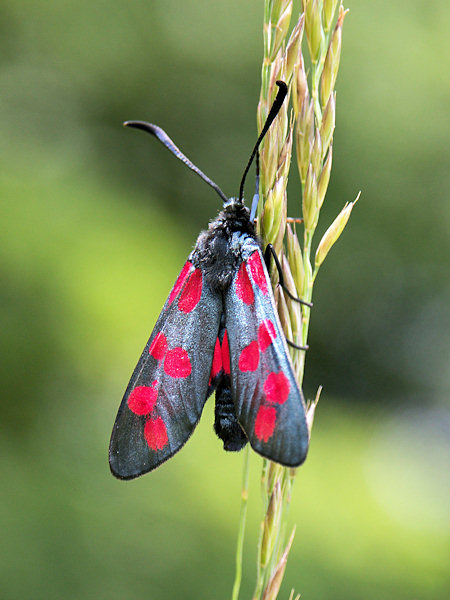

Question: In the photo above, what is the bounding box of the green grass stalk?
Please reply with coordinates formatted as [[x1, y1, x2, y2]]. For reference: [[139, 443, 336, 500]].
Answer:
[[232, 445, 250, 600], [233, 2, 356, 599]]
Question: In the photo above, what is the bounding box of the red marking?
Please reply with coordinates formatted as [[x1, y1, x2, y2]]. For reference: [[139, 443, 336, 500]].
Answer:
[[235, 263, 254, 305], [210, 337, 222, 379], [238, 341, 260, 372], [221, 330, 230, 375], [127, 384, 158, 415], [178, 268, 202, 313], [248, 252, 268, 294], [254, 405, 276, 442], [164, 347, 192, 378], [264, 371, 290, 404], [144, 416, 168, 451], [149, 331, 168, 361], [258, 320, 277, 352], [169, 262, 193, 304]]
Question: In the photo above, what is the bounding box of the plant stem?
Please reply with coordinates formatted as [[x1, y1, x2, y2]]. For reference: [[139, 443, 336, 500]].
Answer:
[[296, 229, 314, 382], [233, 2, 353, 598], [231, 444, 250, 600]]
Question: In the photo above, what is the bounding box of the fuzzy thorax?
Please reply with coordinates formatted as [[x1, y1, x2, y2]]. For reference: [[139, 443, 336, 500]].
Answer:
[[191, 199, 261, 291]]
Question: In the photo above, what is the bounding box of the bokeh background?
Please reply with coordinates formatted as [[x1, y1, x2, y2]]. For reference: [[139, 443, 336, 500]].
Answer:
[[1, 1, 448, 599]]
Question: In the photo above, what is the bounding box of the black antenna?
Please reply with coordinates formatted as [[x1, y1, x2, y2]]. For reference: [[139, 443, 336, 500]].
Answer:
[[238, 80, 288, 204], [124, 121, 228, 204], [249, 151, 260, 221]]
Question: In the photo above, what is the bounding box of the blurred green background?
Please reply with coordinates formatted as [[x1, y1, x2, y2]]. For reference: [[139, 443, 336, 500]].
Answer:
[[1, 1, 448, 599]]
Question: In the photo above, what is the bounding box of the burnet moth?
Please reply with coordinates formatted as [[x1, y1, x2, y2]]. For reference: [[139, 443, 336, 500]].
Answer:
[[109, 81, 310, 479]]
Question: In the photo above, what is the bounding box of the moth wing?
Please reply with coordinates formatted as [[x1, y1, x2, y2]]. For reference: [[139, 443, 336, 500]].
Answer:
[[225, 247, 309, 467], [109, 261, 222, 479]]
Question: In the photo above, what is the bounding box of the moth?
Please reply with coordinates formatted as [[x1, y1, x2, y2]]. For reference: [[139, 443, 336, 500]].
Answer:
[[109, 81, 310, 479]]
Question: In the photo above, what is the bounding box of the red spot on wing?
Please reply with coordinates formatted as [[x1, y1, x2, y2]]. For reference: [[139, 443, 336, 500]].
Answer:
[[254, 405, 276, 442], [248, 251, 268, 294], [221, 330, 230, 375], [236, 262, 254, 305], [210, 337, 222, 378], [127, 384, 158, 415], [238, 341, 260, 372], [258, 320, 277, 352], [264, 371, 290, 404], [149, 331, 168, 361], [144, 416, 168, 450], [164, 347, 192, 378], [169, 262, 193, 304], [178, 269, 202, 313]]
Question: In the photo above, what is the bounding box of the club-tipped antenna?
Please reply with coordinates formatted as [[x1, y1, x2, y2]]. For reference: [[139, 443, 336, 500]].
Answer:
[[124, 121, 228, 204], [238, 80, 288, 204]]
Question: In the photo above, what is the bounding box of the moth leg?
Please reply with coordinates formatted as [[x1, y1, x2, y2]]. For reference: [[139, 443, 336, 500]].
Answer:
[[287, 339, 309, 351], [264, 244, 310, 350], [264, 244, 313, 308]]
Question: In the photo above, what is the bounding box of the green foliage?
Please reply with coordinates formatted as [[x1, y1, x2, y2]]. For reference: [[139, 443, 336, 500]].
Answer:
[[0, 1, 448, 599]]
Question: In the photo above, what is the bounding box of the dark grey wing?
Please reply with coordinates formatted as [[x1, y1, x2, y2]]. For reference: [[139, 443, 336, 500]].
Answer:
[[109, 260, 222, 479], [224, 246, 309, 466]]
